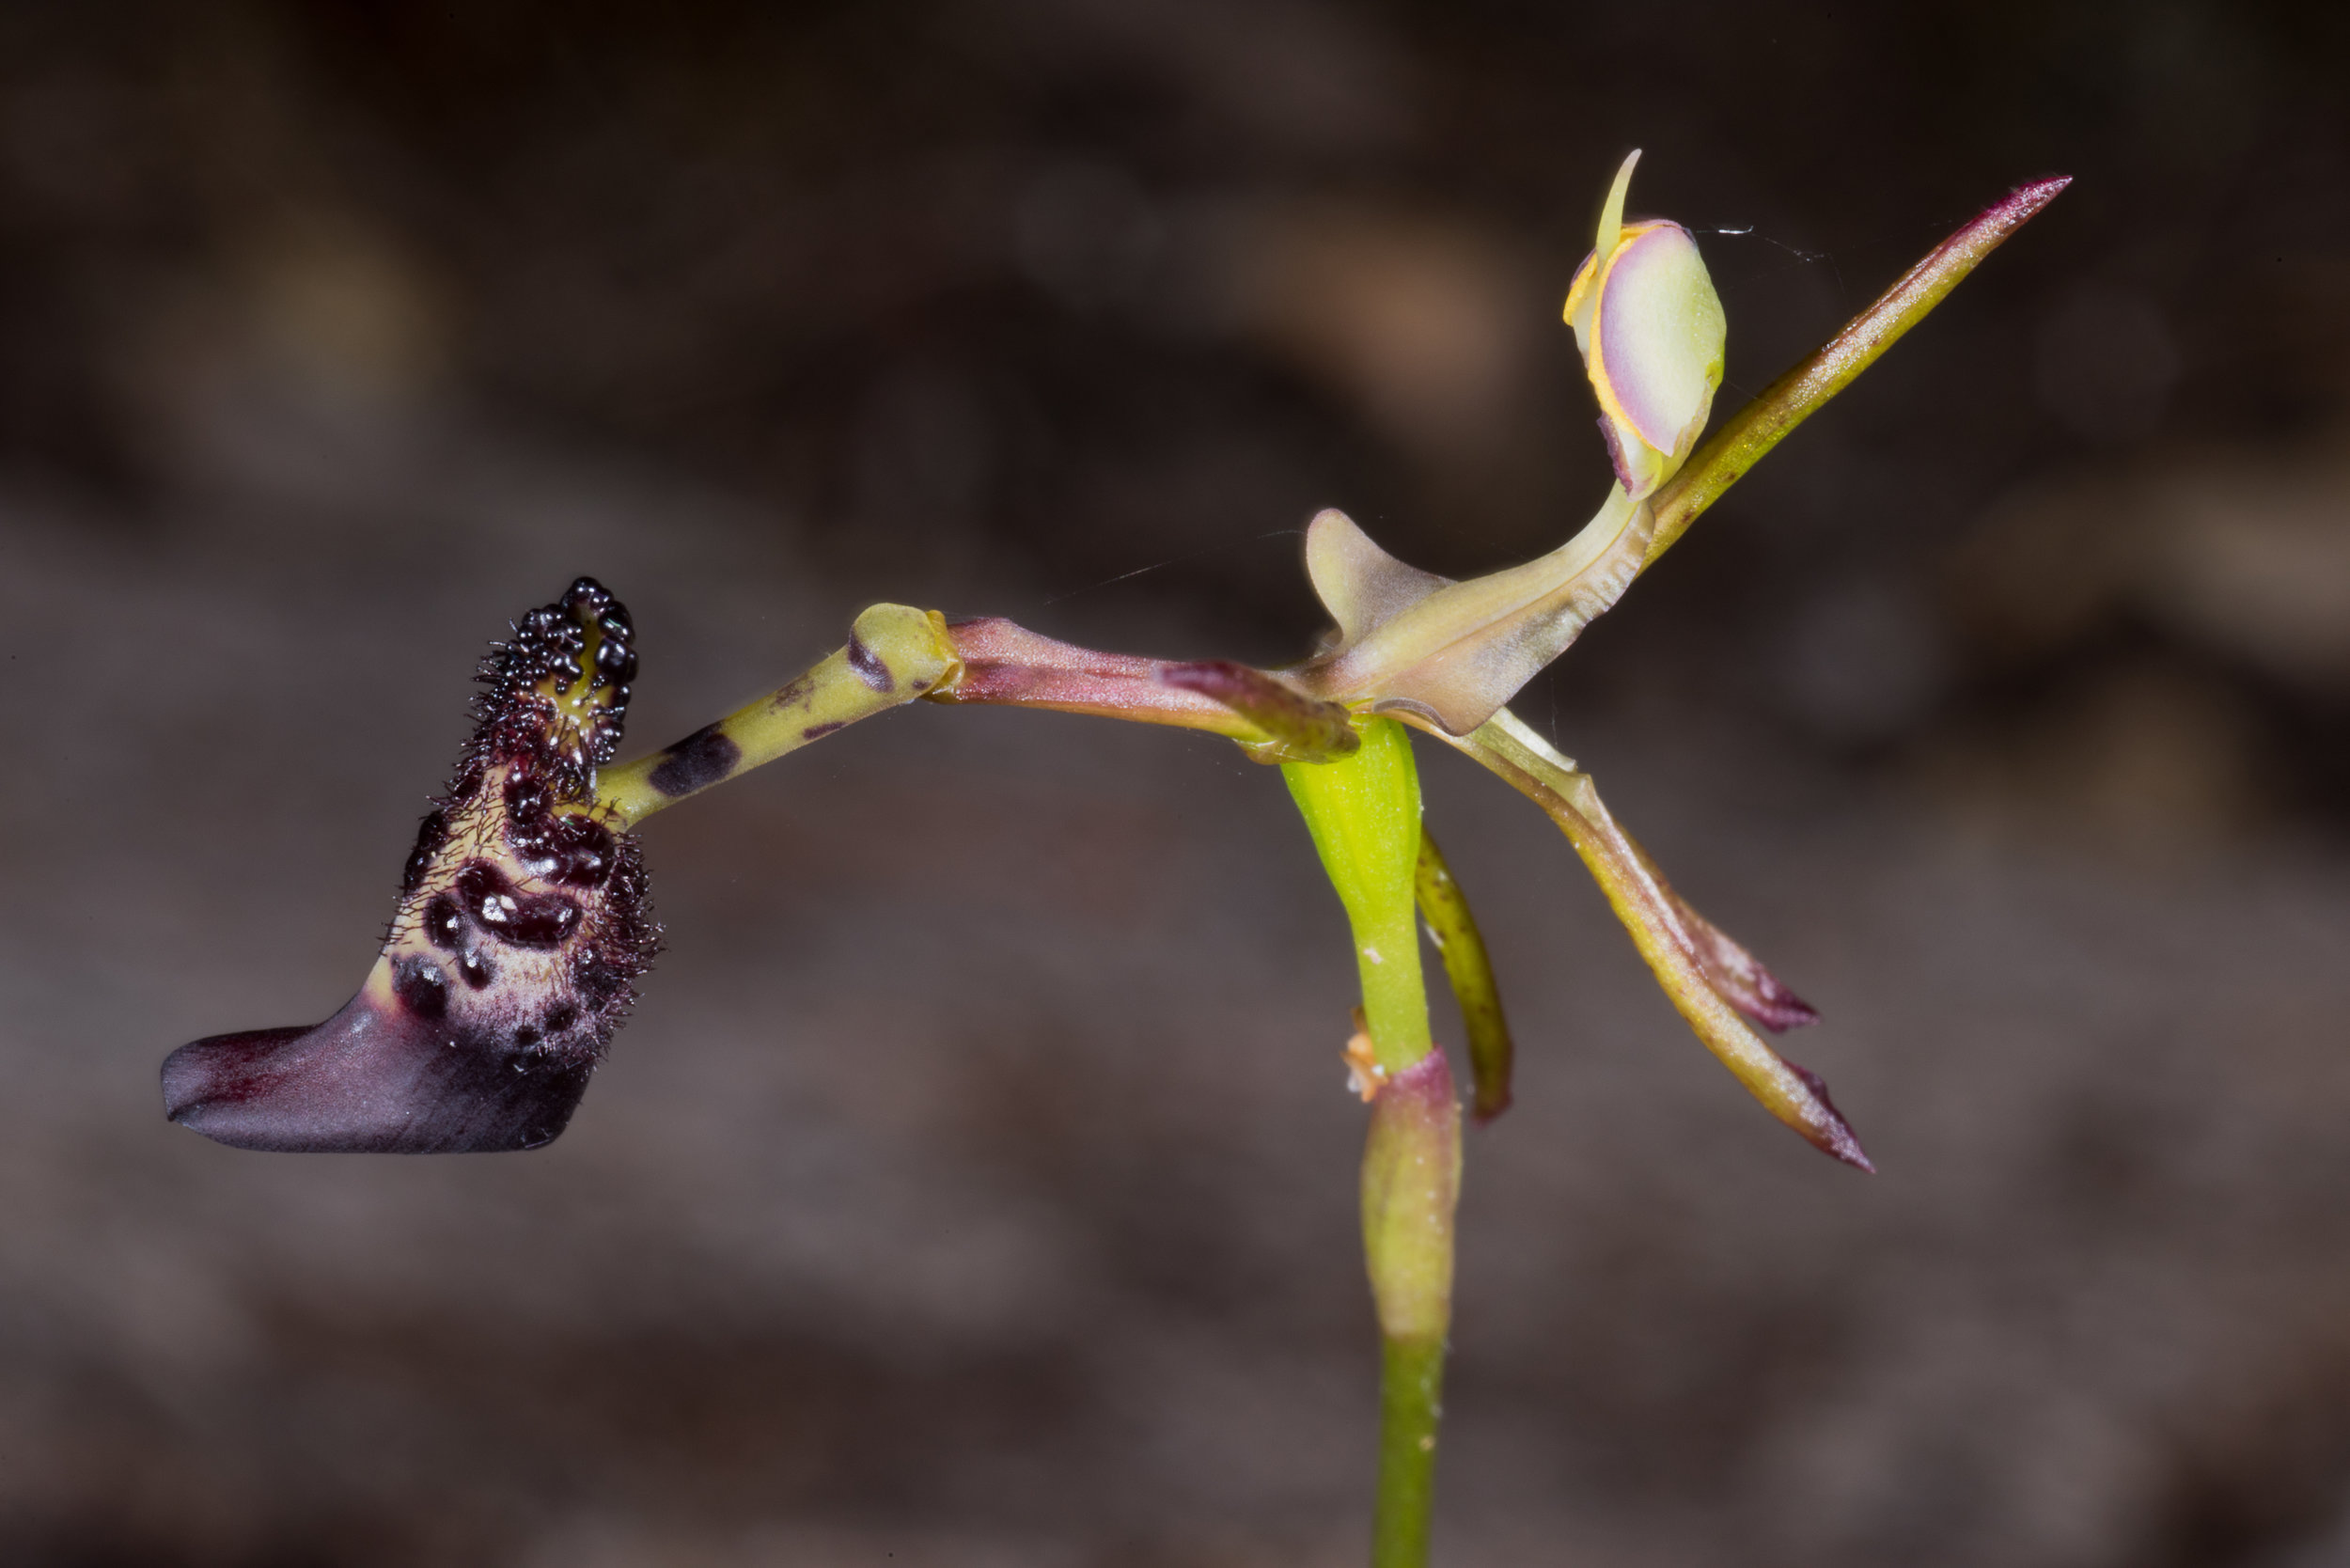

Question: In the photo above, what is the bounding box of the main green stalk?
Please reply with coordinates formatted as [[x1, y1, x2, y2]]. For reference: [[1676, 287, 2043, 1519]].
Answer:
[[1283, 718, 1434, 1074], [1376, 1336, 1448, 1565], [1284, 718, 1461, 1568]]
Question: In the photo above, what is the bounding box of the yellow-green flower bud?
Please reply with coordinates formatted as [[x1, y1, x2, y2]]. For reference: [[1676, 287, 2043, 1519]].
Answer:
[[1561, 152, 1727, 500]]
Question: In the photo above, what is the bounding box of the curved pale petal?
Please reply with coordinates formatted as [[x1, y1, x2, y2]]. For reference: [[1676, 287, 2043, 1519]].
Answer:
[[1294, 489, 1654, 734], [1304, 508, 1451, 651]]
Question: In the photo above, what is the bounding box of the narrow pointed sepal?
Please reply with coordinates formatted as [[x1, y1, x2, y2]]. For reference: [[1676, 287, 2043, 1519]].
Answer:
[[1424, 711, 1870, 1169], [1414, 829, 1514, 1123], [1618, 839, 1820, 1032], [1645, 173, 2071, 567], [162, 577, 660, 1153]]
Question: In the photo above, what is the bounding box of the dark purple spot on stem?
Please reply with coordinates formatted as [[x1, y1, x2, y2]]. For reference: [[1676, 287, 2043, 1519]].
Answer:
[[846, 636, 893, 693], [647, 725, 741, 797], [801, 721, 844, 741], [459, 949, 495, 989]]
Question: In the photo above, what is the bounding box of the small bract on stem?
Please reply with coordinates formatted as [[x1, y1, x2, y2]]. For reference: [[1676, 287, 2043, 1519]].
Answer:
[[160, 156, 2066, 1567]]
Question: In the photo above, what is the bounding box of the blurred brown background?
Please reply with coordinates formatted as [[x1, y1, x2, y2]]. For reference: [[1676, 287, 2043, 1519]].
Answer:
[[5, 1, 2350, 1563]]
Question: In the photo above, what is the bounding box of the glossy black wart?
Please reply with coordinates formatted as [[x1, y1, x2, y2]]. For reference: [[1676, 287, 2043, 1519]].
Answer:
[[474, 576, 635, 797], [455, 859, 583, 949]]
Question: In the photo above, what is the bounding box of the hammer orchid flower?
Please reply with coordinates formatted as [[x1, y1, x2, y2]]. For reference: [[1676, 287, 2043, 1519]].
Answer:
[[162, 156, 2068, 1568]]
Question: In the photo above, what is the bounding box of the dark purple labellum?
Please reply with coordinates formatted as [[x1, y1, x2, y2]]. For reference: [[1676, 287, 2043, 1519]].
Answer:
[[163, 994, 594, 1154], [164, 576, 659, 1156]]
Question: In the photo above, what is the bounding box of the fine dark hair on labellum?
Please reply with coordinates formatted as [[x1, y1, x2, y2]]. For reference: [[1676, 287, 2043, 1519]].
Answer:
[[163, 577, 660, 1153]]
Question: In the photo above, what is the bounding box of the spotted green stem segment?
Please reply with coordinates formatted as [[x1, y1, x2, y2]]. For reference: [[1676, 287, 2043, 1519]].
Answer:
[[1416, 829, 1513, 1124], [596, 604, 962, 827], [1644, 175, 2070, 569], [1281, 716, 1432, 1076]]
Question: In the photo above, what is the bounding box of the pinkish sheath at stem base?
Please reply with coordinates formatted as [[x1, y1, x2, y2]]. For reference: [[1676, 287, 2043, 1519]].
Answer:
[[1361, 1048, 1461, 1568]]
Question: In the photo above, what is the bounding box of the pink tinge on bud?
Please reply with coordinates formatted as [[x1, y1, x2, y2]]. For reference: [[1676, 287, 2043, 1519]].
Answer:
[[1594, 223, 1720, 461], [1560, 154, 1726, 503]]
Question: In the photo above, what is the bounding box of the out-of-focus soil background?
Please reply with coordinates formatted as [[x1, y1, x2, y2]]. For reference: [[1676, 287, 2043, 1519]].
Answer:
[[5, 2, 2350, 1563]]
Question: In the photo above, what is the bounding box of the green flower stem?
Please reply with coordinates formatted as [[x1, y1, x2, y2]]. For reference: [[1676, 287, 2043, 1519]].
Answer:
[[1282, 717, 1460, 1568], [1416, 830, 1514, 1124], [1645, 175, 2070, 568], [597, 604, 962, 827], [1375, 1331, 1449, 1568], [1281, 716, 1432, 1075]]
